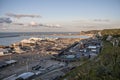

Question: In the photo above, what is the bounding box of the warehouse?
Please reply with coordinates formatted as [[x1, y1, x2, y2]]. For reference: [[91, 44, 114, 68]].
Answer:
[[16, 72, 35, 80]]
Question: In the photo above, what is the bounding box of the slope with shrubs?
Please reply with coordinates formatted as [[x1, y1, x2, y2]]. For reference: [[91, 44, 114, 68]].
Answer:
[[62, 29, 120, 80]]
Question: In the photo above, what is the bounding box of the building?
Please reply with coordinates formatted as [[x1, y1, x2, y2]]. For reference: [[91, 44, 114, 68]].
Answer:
[[16, 72, 35, 80], [0, 48, 9, 56]]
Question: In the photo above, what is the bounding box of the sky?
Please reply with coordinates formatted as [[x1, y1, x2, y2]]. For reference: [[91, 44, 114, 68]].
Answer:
[[0, 0, 120, 32]]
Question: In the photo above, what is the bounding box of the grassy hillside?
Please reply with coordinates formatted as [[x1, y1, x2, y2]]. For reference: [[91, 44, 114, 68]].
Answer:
[[62, 41, 120, 80], [101, 29, 120, 37]]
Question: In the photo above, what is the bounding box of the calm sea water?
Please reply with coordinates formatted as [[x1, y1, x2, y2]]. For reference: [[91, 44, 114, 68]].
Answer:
[[0, 32, 89, 46]]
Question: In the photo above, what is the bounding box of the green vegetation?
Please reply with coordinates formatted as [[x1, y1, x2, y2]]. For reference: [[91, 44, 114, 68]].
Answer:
[[81, 30, 101, 34], [62, 29, 120, 80], [101, 29, 120, 41], [101, 29, 120, 37], [62, 41, 120, 80]]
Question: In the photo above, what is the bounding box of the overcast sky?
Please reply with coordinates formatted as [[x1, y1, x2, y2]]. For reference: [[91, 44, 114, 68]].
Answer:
[[0, 0, 120, 32]]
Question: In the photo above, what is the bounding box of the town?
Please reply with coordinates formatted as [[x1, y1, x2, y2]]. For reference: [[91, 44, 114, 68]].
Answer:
[[0, 0, 120, 80], [0, 34, 102, 80]]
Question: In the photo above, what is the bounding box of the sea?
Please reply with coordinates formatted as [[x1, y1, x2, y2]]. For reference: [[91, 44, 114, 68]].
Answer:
[[0, 32, 90, 46]]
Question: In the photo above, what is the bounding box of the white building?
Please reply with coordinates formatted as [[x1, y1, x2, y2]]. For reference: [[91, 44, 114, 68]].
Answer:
[[14, 47, 24, 53], [29, 37, 42, 41], [16, 72, 34, 80], [20, 39, 35, 44], [88, 46, 97, 49], [0, 48, 8, 56], [106, 35, 112, 41]]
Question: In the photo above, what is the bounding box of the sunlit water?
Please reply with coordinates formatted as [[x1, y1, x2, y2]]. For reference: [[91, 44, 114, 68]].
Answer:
[[0, 32, 90, 46]]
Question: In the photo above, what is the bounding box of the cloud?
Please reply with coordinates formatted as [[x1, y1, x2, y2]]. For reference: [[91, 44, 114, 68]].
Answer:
[[42, 24, 61, 28], [6, 13, 41, 18], [12, 23, 24, 25], [13, 21, 61, 28], [72, 19, 110, 23], [0, 17, 12, 23], [2, 28, 7, 30], [27, 21, 61, 28], [30, 21, 38, 26], [33, 23, 61, 28], [93, 19, 110, 22]]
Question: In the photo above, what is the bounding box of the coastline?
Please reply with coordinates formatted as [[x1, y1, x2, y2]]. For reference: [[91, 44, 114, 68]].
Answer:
[[0, 35, 20, 38], [0, 33, 92, 46]]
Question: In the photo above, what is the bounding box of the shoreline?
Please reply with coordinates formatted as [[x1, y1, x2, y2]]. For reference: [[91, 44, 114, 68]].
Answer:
[[0, 35, 20, 38], [0, 34, 92, 47]]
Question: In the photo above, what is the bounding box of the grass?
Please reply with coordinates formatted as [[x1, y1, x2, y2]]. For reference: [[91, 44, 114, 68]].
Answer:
[[61, 40, 120, 80]]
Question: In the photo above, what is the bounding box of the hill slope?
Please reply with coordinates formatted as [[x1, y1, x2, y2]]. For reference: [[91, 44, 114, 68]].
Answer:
[[62, 41, 120, 80]]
